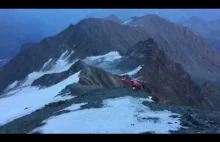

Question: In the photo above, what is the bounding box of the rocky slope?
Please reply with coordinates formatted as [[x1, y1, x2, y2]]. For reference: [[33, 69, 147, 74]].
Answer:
[[0, 18, 150, 94], [78, 66, 123, 89], [124, 15, 220, 87], [117, 39, 220, 111], [181, 16, 220, 52], [200, 82, 220, 111]]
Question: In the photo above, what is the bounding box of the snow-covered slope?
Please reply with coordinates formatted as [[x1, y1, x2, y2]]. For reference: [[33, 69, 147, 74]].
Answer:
[[0, 71, 81, 126], [32, 96, 181, 134], [4, 50, 78, 92], [83, 51, 123, 74], [0, 51, 122, 127]]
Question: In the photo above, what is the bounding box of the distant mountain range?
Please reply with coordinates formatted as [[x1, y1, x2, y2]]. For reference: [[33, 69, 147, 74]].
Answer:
[[2, 9, 220, 60], [181, 16, 220, 52], [85, 9, 220, 23]]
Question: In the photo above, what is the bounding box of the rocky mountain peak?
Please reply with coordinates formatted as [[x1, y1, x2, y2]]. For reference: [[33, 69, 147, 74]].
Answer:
[[104, 15, 122, 24], [127, 38, 165, 61]]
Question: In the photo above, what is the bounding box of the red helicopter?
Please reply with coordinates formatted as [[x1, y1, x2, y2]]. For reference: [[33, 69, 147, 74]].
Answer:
[[120, 78, 142, 91]]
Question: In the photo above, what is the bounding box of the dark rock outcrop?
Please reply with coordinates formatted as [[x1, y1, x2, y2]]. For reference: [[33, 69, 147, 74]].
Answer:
[[200, 82, 220, 111], [31, 72, 69, 88], [78, 66, 123, 89], [59, 83, 103, 97]]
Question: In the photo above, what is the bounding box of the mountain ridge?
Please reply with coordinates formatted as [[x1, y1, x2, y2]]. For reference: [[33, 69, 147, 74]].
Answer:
[[0, 18, 150, 93], [181, 16, 220, 52], [124, 15, 220, 86], [1, 15, 220, 94], [104, 15, 122, 24], [118, 39, 220, 110]]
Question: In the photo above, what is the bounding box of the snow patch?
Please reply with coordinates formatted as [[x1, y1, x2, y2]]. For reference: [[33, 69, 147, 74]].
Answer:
[[122, 19, 133, 25], [120, 65, 143, 76], [146, 96, 154, 102], [36, 96, 181, 134], [0, 71, 81, 126], [62, 103, 88, 111], [84, 51, 122, 64], [83, 51, 122, 71]]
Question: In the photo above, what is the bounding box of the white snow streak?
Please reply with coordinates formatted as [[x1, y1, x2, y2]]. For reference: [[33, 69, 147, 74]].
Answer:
[[41, 58, 52, 70], [0, 71, 81, 126], [5, 81, 19, 92], [121, 65, 143, 76], [36, 96, 181, 134], [52, 50, 76, 73], [83, 51, 122, 65], [122, 19, 133, 25]]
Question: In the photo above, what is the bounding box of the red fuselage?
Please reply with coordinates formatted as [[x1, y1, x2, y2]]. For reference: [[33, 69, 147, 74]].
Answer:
[[120, 78, 141, 90]]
